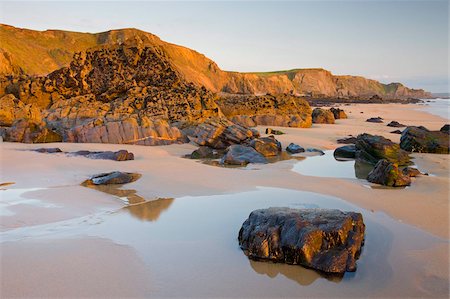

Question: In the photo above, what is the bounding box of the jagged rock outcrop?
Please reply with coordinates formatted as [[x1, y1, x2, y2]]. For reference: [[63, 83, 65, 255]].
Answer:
[[217, 94, 312, 128], [400, 126, 449, 154], [355, 133, 411, 165], [238, 208, 365, 274]]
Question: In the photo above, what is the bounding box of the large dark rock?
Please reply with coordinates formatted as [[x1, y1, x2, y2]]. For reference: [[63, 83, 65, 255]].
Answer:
[[73, 150, 134, 161], [387, 121, 406, 128], [286, 143, 305, 154], [220, 145, 268, 165], [440, 124, 450, 134], [366, 117, 383, 123], [238, 208, 365, 274], [333, 145, 356, 160], [367, 160, 411, 187], [400, 126, 449, 154], [249, 136, 282, 157], [355, 133, 411, 165], [83, 171, 141, 185], [329, 108, 347, 119], [312, 108, 335, 124]]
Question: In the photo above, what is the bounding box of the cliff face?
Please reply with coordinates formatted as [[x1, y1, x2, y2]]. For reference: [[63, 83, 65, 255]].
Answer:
[[0, 24, 431, 99]]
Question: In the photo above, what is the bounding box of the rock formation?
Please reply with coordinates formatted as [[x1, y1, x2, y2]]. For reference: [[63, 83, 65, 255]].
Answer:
[[367, 160, 411, 187], [400, 126, 449, 154]]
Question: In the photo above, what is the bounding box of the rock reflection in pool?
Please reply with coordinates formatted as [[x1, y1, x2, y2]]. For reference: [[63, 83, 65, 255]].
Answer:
[[200, 151, 306, 168], [292, 150, 372, 179], [83, 183, 146, 205], [125, 198, 174, 222]]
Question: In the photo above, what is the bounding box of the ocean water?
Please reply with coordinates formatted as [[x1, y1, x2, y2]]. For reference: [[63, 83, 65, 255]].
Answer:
[[419, 98, 450, 120]]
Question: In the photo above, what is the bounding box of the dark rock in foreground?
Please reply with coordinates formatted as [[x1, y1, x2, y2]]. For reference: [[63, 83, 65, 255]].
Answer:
[[367, 160, 411, 187], [312, 108, 335, 124], [333, 145, 356, 160], [286, 143, 305, 154], [34, 147, 63, 153], [400, 126, 449, 154], [355, 133, 411, 165], [387, 121, 406, 128], [366, 117, 383, 123], [250, 136, 282, 157], [238, 208, 365, 274], [329, 108, 347, 119], [83, 171, 141, 185], [73, 150, 134, 161], [220, 145, 268, 165]]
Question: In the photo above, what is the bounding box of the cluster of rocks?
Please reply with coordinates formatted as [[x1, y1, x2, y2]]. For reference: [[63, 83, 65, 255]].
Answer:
[[311, 107, 347, 124]]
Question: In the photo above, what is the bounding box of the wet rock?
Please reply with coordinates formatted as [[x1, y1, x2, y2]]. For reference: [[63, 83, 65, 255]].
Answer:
[[402, 167, 423, 177], [400, 126, 449, 154], [367, 159, 411, 187], [329, 108, 347, 119], [312, 108, 335, 124], [366, 117, 383, 123], [73, 150, 134, 161], [34, 147, 62, 153], [387, 121, 406, 127], [265, 128, 284, 135], [390, 130, 402, 134], [440, 124, 449, 134], [189, 146, 222, 159], [249, 136, 282, 157], [333, 145, 356, 160], [238, 207, 365, 274], [355, 133, 411, 165], [286, 143, 305, 154], [83, 171, 141, 185], [220, 145, 268, 165], [337, 136, 357, 144], [306, 148, 325, 155]]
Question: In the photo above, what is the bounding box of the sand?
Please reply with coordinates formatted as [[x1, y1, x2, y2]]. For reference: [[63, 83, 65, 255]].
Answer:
[[0, 103, 449, 297]]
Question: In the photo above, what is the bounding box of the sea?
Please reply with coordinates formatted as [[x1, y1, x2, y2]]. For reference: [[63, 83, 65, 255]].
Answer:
[[419, 98, 450, 120]]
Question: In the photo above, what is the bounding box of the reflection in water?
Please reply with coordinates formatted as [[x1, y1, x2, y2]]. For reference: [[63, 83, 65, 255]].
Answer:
[[200, 151, 306, 168], [83, 184, 146, 205], [354, 160, 373, 179], [249, 259, 342, 286], [125, 198, 174, 222]]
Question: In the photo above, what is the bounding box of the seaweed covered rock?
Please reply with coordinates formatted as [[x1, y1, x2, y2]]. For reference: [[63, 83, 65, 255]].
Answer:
[[355, 133, 411, 165], [220, 145, 267, 165], [400, 126, 449, 154], [238, 208, 365, 274], [367, 159, 411, 187], [312, 108, 335, 124]]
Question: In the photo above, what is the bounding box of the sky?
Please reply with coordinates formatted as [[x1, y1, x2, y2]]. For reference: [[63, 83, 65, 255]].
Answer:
[[0, 0, 448, 92]]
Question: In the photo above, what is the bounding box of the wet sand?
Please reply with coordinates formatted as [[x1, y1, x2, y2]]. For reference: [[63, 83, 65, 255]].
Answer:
[[0, 103, 449, 298]]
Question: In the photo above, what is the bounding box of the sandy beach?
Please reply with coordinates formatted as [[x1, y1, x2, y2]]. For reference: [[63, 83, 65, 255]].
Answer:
[[1, 103, 449, 298]]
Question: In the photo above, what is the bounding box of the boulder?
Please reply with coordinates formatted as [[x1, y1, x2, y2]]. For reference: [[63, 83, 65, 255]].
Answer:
[[312, 108, 335, 124], [355, 133, 411, 165], [220, 145, 268, 165], [366, 117, 383, 123], [333, 145, 356, 160], [329, 108, 347, 119], [34, 147, 62, 153], [387, 121, 406, 127], [238, 208, 365, 274], [286, 143, 305, 154], [400, 126, 449, 154], [73, 150, 134, 161], [440, 124, 449, 134], [83, 171, 141, 185], [249, 136, 282, 157], [367, 160, 411, 187], [189, 146, 222, 159], [265, 128, 285, 135]]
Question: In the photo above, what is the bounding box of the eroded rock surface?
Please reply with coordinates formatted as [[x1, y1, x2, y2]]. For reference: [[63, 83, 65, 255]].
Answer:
[[83, 171, 141, 185], [367, 160, 411, 187], [312, 108, 335, 124], [238, 208, 365, 274], [400, 126, 449, 154], [355, 133, 411, 165], [249, 136, 282, 157], [220, 145, 268, 165]]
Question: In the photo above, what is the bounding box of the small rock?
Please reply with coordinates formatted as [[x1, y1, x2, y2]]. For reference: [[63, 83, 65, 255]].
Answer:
[[306, 148, 325, 155], [249, 136, 282, 157], [367, 160, 411, 187], [265, 128, 285, 135], [34, 147, 63, 153], [366, 117, 383, 123], [220, 145, 268, 165], [73, 150, 134, 161], [387, 121, 406, 127], [390, 130, 402, 134], [238, 208, 365, 274], [286, 143, 305, 154], [189, 146, 221, 159], [329, 107, 348, 119], [84, 171, 141, 185], [337, 136, 357, 144], [333, 145, 356, 160], [402, 167, 422, 177], [312, 108, 335, 124]]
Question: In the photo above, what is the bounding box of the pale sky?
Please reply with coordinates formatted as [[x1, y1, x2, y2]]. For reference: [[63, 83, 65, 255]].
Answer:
[[0, 0, 448, 92]]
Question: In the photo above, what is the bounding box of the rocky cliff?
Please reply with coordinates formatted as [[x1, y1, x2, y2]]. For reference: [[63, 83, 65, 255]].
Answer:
[[0, 24, 431, 99]]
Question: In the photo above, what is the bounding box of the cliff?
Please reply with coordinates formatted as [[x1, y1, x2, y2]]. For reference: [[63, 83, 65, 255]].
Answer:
[[0, 24, 431, 99]]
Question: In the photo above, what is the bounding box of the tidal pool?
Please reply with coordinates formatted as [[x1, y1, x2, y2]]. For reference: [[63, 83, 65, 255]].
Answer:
[[1, 187, 447, 297]]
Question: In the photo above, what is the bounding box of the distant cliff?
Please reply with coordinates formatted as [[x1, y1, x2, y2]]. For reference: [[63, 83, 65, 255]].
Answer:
[[0, 24, 431, 99]]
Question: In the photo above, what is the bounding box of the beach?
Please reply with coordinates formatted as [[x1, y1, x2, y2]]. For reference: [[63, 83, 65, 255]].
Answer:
[[1, 103, 449, 298]]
